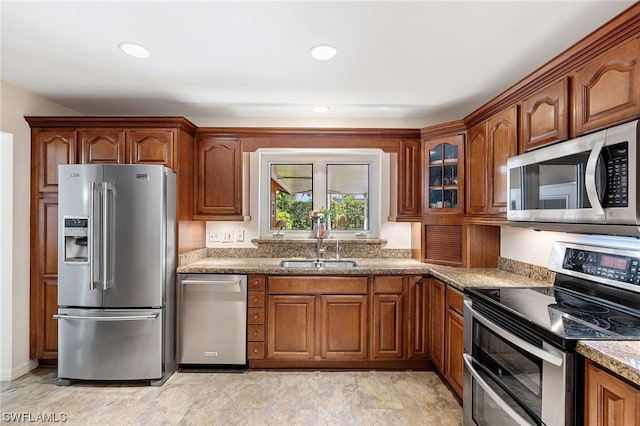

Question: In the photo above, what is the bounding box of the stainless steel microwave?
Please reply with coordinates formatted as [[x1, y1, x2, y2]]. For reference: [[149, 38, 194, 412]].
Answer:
[[507, 119, 639, 237]]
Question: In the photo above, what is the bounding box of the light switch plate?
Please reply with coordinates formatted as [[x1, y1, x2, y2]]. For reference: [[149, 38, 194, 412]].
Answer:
[[209, 231, 221, 242], [222, 231, 234, 243]]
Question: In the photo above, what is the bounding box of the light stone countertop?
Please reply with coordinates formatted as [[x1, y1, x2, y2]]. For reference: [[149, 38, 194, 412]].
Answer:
[[577, 341, 640, 387], [177, 257, 552, 292], [177, 254, 639, 383]]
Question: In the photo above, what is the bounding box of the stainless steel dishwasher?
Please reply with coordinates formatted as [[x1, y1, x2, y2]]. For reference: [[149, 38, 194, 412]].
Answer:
[[177, 274, 247, 365]]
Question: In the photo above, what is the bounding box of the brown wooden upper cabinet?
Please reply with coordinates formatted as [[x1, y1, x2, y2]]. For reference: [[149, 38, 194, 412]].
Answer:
[[573, 36, 640, 136], [466, 106, 517, 215], [193, 135, 244, 220], [79, 128, 176, 167], [465, 122, 488, 215], [488, 106, 518, 213], [519, 77, 569, 152], [396, 138, 422, 221], [424, 134, 464, 215]]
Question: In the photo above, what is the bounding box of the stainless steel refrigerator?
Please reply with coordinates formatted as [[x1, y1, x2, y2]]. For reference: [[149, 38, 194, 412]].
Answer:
[[55, 164, 176, 385]]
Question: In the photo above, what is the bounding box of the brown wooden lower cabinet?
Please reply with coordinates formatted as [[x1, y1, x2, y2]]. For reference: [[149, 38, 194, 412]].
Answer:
[[430, 278, 446, 372], [371, 276, 404, 359], [429, 278, 464, 400], [585, 359, 640, 426], [251, 274, 432, 369], [247, 275, 266, 360], [444, 286, 464, 399]]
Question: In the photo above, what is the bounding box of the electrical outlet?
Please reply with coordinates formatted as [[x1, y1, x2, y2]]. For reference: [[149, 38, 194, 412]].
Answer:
[[236, 229, 245, 242], [209, 231, 221, 242], [222, 231, 234, 243]]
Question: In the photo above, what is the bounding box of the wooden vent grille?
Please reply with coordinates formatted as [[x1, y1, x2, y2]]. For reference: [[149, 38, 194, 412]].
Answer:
[[425, 225, 462, 265]]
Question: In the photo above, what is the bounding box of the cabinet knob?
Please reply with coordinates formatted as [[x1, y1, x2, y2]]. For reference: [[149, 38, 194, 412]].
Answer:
[[253, 348, 259, 353]]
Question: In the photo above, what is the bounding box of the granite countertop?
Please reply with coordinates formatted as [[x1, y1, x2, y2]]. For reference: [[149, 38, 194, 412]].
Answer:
[[577, 341, 640, 387], [177, 257, 552, 292], [177, 254, 639, 383]]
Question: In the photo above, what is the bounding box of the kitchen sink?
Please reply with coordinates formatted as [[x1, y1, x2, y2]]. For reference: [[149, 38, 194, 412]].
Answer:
[[279, 260, 357, 269]]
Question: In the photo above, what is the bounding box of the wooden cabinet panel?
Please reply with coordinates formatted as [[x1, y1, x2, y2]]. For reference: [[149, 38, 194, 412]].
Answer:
[[127, 129, 176, 168], [430, 278, 446, 373], [248, 325, 265, 342], [465, 123, 488, 214], [445, 307, 464, 399], [407, 277, 429, 360], [422, 217, 463, 267], [397, 138, 421, 220], [487, 106, 518, 213], [574, 37, 640, 135], [320, 295, 368, 359], [267, 295, 316, 360], [585, 360, 640, 426], [248, 275, 266, 291], [248, 342, 265, 360], [34, 130, 77, 193], [371, 276, 404, 360], [194, 136, 243, 219], [248, 291, 265, 308], [40, 198, 59, 276], [371, 293, 404, 359], [424, 134, 464, 215], [79, 129, 125, 164], [41, 280, 59, 356], [520, 77, 569, 151]]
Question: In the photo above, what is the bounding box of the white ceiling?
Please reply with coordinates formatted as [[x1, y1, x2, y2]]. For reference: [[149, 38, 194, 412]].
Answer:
[[1, 1, 635, 126]]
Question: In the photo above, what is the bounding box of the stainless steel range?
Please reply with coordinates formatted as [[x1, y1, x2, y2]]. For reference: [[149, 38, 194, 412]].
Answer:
[[463, 241, 640, 426]]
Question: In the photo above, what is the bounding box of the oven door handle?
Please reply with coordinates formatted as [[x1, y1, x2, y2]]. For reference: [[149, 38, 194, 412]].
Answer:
[[464, 299, 563, 367], [463, 354, 534, 426]]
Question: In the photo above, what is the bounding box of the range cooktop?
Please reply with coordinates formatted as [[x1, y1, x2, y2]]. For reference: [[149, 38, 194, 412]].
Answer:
[[465, 242, 640, 350]]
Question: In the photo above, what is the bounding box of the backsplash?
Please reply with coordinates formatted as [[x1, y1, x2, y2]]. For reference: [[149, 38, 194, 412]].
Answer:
[[498, 256, 556, 284], [178, 239, 412, 265]]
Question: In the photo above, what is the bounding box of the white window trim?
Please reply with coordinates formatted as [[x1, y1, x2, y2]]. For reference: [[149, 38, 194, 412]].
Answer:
[[257, 148, 386, 239]]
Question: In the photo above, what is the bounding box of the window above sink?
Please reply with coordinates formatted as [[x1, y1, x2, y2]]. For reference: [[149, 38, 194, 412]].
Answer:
[[257, 149, 386, 239]]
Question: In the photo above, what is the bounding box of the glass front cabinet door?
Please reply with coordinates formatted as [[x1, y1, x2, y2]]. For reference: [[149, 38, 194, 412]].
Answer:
[[425, 135, 465, 214]]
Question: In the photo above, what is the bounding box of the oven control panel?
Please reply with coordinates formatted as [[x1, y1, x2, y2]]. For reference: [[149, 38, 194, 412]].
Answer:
[[562, 248, 640, 286]]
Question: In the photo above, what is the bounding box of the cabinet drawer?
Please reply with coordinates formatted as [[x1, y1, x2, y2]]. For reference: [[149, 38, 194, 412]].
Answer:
[[446, 286, 464, 315], [373, 276, 404, 293], [248, 291, 265, 307], [248, 342, 265, 359], [248, 324, 265, 342], [248, 275, 266, 291], [268, 276, 368, 294], [248, 308, 265, 324]]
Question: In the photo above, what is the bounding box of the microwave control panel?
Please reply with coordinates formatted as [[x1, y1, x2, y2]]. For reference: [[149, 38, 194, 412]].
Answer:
[[563, 247, 640, 286], [603, 142, 628, 208]]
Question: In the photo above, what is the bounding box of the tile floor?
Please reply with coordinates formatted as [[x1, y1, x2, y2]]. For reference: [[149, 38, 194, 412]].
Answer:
[[1, 368, 462, 425]]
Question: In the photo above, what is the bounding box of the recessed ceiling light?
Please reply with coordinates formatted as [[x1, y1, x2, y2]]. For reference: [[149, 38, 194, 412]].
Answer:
[[313, 106, 330, 113], [118, 42, 150, 58], [310, 44, 337, 61]]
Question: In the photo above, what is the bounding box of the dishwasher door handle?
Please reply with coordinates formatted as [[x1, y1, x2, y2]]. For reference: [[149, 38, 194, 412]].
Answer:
[[181, 279, 243, 292]]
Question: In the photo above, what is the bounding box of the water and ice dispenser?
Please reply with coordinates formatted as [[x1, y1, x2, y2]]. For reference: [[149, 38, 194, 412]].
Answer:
[[63, 217, 89, 263]]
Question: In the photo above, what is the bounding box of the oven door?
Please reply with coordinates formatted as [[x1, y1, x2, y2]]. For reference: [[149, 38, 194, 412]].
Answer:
[[463, 298, 569, 426]]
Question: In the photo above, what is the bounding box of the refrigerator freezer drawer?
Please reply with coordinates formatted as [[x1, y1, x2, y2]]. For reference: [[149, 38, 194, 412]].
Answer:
[[56, 308, 164, 381], [178, 274, 247, 365]]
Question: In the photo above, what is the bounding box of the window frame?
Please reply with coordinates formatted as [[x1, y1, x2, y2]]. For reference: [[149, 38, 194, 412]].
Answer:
[[258, 148, 383, 239]]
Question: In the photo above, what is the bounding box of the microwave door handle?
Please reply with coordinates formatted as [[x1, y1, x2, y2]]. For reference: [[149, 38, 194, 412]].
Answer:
[[463, 354, 534, 426], [585, 139, 606, 217], [464, 300, 563, 367]]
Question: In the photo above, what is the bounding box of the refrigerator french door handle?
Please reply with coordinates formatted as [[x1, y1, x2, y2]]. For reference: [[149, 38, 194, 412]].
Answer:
[[53, 313, 159, 321], [102, 182, 114, 291], [89, 182, 98, 290]]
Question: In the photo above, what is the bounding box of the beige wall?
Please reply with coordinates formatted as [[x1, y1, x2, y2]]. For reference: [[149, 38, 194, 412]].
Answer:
[[0, 81, 79, 380]]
